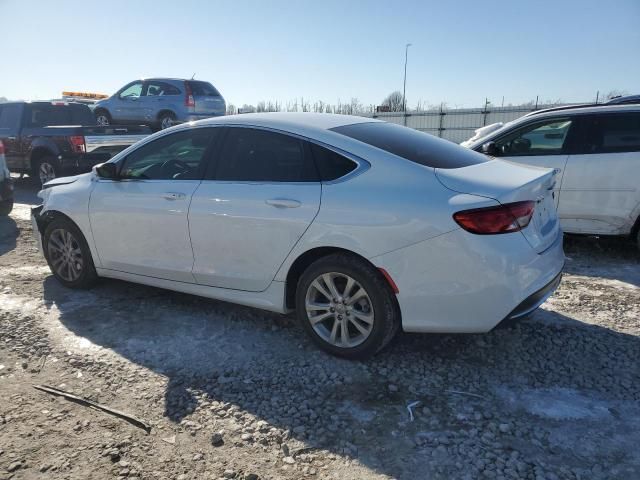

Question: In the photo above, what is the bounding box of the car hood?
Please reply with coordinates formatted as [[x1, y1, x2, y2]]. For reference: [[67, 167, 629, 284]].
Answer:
[[42, 173, 89, 189]]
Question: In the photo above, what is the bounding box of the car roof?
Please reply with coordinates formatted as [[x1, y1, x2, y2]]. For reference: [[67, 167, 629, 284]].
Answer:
[[524, 103, 640, 117], [192, 112, 380, 132]]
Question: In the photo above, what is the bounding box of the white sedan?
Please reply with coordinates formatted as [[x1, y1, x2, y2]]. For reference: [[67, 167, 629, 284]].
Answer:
[[32, 113, 564, 359]]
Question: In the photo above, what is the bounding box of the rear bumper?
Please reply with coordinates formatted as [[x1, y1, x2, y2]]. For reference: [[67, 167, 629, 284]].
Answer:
[[0, 177, 14, 202], [494, 270, 562, 328], [372, 228, 565, 333]]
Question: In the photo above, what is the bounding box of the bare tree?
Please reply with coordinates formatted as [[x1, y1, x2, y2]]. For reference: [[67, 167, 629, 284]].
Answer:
[[382, 91, 405, 112], [256, 101, 266, 113], [226, 103, 237, 115], [240, 104, 256, 113]]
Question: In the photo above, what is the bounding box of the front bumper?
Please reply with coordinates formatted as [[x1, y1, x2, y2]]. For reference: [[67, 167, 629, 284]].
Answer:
[[0, 177, 14, 202], [31, 205, 44, 254]]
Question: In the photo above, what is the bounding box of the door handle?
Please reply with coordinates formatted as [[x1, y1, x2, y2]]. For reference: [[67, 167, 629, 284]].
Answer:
[[265, 198, 301, 208], [163, 192, 186, 200]]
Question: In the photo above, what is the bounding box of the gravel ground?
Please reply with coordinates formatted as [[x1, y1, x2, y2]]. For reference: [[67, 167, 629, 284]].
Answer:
[[1, 178, 639, 480]]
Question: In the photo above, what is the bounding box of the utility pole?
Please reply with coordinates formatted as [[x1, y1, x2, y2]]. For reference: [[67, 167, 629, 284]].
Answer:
[[402, 43, 412, 121]]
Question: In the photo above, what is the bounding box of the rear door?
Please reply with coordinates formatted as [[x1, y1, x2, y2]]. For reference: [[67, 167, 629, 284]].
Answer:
[[0, 104, 26, 170], [141, 81, 182, 123], [560, 112, 640, 234], [187, 81, 225, 116], [491, 116, 575, 209], [189, 127, 321, 291], [89, 127, 219, 282]]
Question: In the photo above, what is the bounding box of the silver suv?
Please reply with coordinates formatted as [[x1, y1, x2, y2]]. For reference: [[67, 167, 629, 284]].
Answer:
[[93, 78, 226, 131]]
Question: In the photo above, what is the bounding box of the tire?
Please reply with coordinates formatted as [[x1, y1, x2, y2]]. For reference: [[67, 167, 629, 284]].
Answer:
[[95, 110, 111, 126], [32, 156, 59, 186], [158, 112, 176, 130], [43, 217, 97, 289], [295, 253, 400, 360], [0, 199, 13, 216]]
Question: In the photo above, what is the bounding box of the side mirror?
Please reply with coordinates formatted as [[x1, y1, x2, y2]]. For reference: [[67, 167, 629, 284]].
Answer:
[[481, 141, 499, 156], [94, 162, 118, 180]]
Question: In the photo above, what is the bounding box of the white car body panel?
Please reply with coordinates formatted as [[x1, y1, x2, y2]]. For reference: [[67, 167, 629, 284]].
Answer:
[[89, 179, 200, 283], [465, 105, 640, 237], [559, 151, 640, 235], [35, 113, 566, 333], [189, 181, 321, 291]]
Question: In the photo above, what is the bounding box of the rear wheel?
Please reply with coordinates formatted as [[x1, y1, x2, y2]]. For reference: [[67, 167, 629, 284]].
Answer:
[[159, 112, 176, 130], [43, 217, 97, 289], [95, 110, 111, 126], [33, 156, 59, 186], [295, 253, 400, 359]]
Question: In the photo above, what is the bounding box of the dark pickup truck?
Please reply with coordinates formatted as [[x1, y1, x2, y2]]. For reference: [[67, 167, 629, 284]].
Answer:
[[0, 101, 150, 185]]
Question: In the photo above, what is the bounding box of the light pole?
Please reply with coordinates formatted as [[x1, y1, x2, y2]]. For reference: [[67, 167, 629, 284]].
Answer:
[[402, 43, 412, 123]]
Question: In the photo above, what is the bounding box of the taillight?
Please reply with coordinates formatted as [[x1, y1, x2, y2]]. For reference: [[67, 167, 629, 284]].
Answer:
[[453, 201, 535, 235], [184, 82, 195, 107], [69, 135, 86, 153], [0, 140, 4, 155]]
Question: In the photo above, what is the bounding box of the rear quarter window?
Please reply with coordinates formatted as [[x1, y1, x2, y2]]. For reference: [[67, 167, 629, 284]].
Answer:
[[331, 122, 488, 169], [188, 81, 221, 97]]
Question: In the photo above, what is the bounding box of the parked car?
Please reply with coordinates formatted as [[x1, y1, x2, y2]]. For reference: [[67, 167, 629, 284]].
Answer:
[[606, 94, 640, 105], [465, 105, 640, 248], [0, 140, 13, 216], [93, 78, 226, 131], [0, 101, 150, 185], [32, 113, 563, 359]]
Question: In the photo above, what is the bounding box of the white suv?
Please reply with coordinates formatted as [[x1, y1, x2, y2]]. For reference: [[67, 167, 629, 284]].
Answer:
[[466, 104, 640, 248]]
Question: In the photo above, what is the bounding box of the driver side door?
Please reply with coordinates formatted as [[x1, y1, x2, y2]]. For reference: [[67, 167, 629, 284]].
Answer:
[[89, 127, 220, 282], [111, 81, 144, 123]]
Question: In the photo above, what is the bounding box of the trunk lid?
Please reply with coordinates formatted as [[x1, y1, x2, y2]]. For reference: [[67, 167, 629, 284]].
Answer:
[[436, 159, 560, 253]]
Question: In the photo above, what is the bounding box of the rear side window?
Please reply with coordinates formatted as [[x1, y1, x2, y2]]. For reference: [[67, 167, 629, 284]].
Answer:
[[146, 82, 181, 96], [25, 104, 95, 127], [188, 81, 221, 97], [309, 143, 357, 181], [331, 122, 487, 169], [583, 114, 640, 153], [215, 128, 318, 182]]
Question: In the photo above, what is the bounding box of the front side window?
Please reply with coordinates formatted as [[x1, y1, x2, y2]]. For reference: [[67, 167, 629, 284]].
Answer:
[[583, 114, 640, 154], [331, 122, 487, 169], [119, 82, 143, 98], [495, 118, 573, 156], [215, 128, 318, 182], [119, 128, 217, 180]]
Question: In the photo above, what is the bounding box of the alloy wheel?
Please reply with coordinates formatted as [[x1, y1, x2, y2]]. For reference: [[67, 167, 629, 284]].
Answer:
[[47, 228, 84, 282], [39, 162, 56, 184], [161, 116, 173, 129], [96, 115, 109, 126], [305, 272, 375, 348]]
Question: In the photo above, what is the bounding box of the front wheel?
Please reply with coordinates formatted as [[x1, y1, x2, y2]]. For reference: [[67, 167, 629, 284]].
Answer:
[[95, 110, 111, 126], [159, 112, 176, 130], [295, 253, 400, 359], [43, 217, 97, 289]]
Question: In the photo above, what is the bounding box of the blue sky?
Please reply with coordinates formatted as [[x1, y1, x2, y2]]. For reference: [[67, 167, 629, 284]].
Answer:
[[0, 0, 638, 108]]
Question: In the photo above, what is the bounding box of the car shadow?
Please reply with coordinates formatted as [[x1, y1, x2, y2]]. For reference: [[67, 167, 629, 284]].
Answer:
[[0, 215, 19, 256], [42, 257, 640, 478], [563, 234, 640, 287]]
